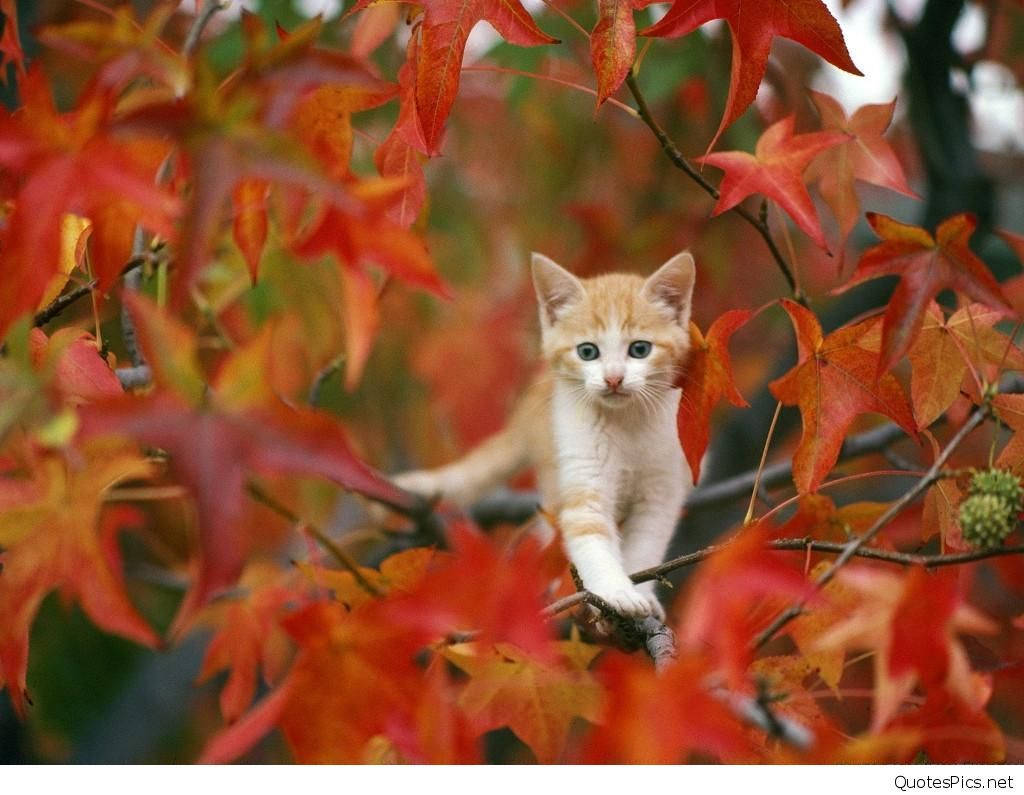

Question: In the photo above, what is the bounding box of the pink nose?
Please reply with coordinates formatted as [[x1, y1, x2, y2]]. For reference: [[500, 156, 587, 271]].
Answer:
[[604, 374, 624, 391]]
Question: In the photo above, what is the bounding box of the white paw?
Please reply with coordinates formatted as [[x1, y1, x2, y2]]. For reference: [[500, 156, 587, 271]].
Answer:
[[392, 470, 441, 500], [589, 581, 657, 619]]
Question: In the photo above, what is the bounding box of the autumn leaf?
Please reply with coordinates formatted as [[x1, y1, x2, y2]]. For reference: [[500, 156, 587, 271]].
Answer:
[[0, 441, 159, 715], [696, 116, 849, 249], [591, 0, 642, 107], [28, 327, 122, 407], [813, 566, 997, 730], [442, 641, 602, 762], [908, 303, 1024, 428], [76, 294, 416, 631], [197, 562, 302, 723], [839, 213, 1014, 375], [890, 690, 1005, 763], [0, 0, 25, 85], [787, 561, 861, 691], [677, 310, 751, 483], [770, 300, 918, 493], [38, 3, 186, 95], [583, 652, 752, 763], [994, 393, 1024, 476], [382, 523, 556, 659], [0, 67, 179, 340], [678, 521, 812, 687], [348, 0, 557, 154], [231, 179, 270, 281], [640, 0, 861, 148], [374, 35, 428, 229], [806, 91, 917, 251]]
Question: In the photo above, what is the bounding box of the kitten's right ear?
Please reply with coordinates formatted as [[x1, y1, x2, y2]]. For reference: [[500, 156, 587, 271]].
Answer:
[[531, 253, 584, 325]]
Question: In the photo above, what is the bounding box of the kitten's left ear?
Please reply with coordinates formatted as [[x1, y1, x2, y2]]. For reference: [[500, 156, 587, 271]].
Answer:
[[642, 251, 696, 327]]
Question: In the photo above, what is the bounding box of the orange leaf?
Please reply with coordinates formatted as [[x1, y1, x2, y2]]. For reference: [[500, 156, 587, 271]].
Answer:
[[677, 309, 751, 483], [583, 652, 752, 763], [840, 213, 1014, 375], [770, 300, 918, 493], [442, 642, 602, 762], [0, 442, 159, 715], [641, 0, 861, 149], [807, 91, 918, 248], [696, 116, 849, 248], [813, 566, 997, 731], [348, 0, 557, 154], [590, 0, 638, 107]]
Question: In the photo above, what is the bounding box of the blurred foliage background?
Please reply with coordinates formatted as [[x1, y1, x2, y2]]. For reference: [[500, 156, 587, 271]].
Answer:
[[2, 0, 1024, 762]]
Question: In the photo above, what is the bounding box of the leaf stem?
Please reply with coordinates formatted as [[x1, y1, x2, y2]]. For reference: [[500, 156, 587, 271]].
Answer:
[[624, 71, 806, 305]]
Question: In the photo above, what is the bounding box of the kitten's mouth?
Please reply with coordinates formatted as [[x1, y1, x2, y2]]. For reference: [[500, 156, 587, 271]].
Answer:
[[599, 389, 630, 401]]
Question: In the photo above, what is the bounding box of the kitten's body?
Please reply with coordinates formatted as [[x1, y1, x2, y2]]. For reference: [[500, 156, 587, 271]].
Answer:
[[395, 253, 696, 618]]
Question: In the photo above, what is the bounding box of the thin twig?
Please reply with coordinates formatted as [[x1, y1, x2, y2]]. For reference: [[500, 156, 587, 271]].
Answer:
[[183, 0, 225, 56], [753, 407, 989, 649], [245, 480, 382, 597], [542, 532, 1024, 618], [463, 65, 639, 119], [745, 400, 783, 525], [624, 71, 805, 304]]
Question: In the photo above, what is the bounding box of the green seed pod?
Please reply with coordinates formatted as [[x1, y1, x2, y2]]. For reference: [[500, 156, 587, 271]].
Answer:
[[958, 493, 1015, 551], [968, 468, 1024, 512]]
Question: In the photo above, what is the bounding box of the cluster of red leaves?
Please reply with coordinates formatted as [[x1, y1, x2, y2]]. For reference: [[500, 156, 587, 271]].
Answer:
[[0, 0, 1022, 766]]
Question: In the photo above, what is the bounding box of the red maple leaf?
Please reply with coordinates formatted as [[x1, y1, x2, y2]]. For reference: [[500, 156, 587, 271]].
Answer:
[[696, 116, 849, 249], [591, 0, 645, 107], [805, 91, 918, 250], [0, 0, 25, 85], [840, 213, 1014, 375], [382, 523, 556, 660], [677, 521, 812, 688], [769, 300, 918, 493], [0, 443, 159, 715], [348, 0, 557, 154], [583, 652, 752, 763], [0, 68, 179, 340], [814, 566, 997, 731], [676, 309, 752, 483], [76, 293, 416, 632], [640, 0, 861, 148]]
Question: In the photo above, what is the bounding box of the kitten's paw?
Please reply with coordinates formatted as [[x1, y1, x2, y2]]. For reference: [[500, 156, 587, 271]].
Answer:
[[392, 470, 442, 500], [590, 582, 656, 619]]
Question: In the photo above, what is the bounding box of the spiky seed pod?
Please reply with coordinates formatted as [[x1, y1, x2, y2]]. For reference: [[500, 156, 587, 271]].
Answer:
[[958, 493, 1015, 550], [968, 468, 1024, 513]]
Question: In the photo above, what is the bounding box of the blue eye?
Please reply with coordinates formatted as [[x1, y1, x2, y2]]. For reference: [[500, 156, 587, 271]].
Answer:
[[576, 342, 600, 361], [628, 340, 652, 358]]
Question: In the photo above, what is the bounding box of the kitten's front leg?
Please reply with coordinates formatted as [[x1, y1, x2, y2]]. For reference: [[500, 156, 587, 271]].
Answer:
[[619, 499, 685, 622], [559, 489, 654, 618]]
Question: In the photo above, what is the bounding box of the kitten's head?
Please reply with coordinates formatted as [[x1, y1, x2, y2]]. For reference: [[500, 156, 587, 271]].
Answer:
[[531, 252, 695, 410]]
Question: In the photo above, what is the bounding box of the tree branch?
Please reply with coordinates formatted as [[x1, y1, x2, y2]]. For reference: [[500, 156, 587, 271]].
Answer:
[[753, 406, 989, 649], [624, 71, 806, 304]]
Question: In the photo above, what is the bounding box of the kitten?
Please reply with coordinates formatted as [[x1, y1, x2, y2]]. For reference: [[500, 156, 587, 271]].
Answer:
[[395, 252, 696, 619]]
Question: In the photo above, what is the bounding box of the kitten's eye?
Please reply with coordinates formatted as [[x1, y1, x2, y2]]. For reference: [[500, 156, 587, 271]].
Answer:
[[628, 340, 653, 359], [576, 342, 600, 361]]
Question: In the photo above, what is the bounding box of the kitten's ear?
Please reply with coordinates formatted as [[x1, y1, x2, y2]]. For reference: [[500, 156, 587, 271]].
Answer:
[[531, 252, 584, 325], [642, 251, 696, 328]]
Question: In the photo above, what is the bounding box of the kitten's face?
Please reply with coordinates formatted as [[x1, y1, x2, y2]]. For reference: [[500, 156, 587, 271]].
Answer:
[[532, 253, 695, 410]]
